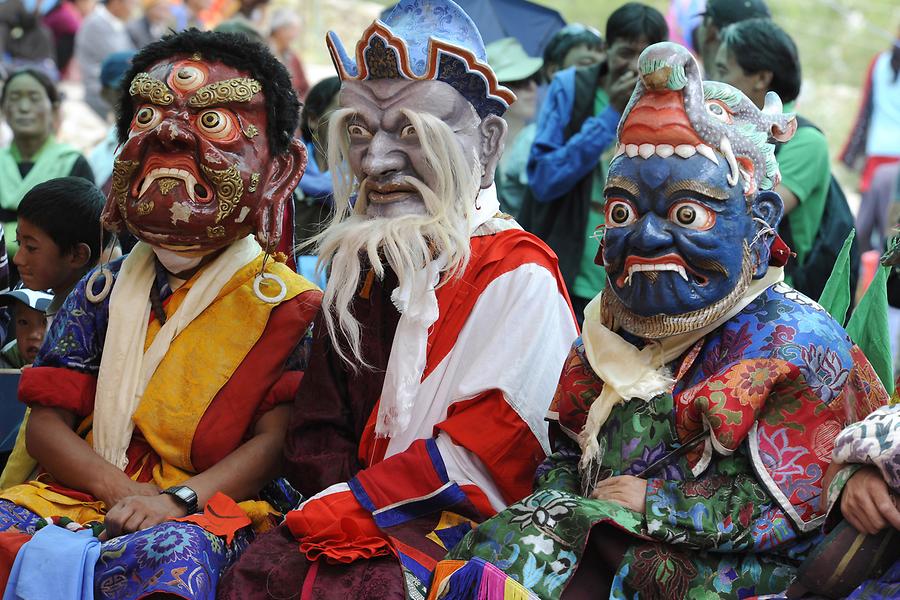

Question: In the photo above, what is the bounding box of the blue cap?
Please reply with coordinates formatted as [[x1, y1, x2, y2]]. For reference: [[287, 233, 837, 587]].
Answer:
[[100, 50, 137, 88]]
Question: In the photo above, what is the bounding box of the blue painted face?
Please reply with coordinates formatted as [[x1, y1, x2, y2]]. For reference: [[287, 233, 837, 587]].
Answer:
[[602, 153, 760, 317]]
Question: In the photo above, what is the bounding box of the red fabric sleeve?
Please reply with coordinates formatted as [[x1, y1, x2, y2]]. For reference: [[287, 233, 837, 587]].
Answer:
[[284, 489, 393, 563], [437, 389, 546, 504], [19, 366, 97, 417], [255, 371, 303, 417]]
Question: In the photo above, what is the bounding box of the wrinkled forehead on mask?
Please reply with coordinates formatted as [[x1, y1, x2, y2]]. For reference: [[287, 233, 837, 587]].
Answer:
[[337, 78, 482, 133]]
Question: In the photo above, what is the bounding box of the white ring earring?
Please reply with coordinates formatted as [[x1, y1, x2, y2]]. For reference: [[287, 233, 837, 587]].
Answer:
[[85, 267, 114, 304], [253, 272, 287, 303]]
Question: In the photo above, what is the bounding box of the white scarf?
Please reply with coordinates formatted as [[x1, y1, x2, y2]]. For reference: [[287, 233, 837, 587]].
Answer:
[[376, 185, 500, 438], [578, 266, 784, 473], [92, 236, 261, 470]]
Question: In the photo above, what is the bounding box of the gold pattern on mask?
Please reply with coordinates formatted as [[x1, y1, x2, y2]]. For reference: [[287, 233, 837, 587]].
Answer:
[[207, 225, 225, 239], [170, 202, 191, 225], [248, 173, 260, 193], [158, 178, 180, 195], [190, 52, 202, 61], [188, 78, 262, 108], [242, 124, 259, 139], [111, 159, 140, 215], [137, 200, 154, 215], [200, 163, 243, 223], [129, 73, 174, 105]]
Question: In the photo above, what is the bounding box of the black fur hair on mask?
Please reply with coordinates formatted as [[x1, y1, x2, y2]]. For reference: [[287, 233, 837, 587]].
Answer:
[[116, 28, 300, 155]]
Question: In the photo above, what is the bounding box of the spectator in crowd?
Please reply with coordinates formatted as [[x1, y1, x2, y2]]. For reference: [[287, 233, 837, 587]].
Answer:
[[0, 176, 108, 490], [172, 0, 210, 31], [268, 7, 308, 100], [294, 75, 338, 288], [74, 0, 136, 118], [0, 69, 93, 261], [487, 37, 543, 216], [0, 287, 51, 369], [695, 0, 769, 76], [42, 0, 85, 75], [296, 75, 338, 240], [88, 50, 134, 193], [126, 0, 173, 48], [715, 18, 833, 291], [842, 27, 900, 253], [519, 2, 667, 322], [0, 0, 56, 75], [542, 22, 605, 82]]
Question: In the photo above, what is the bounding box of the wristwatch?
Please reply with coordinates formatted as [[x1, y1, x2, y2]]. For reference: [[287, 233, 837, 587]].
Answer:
[[162, 485, 199, 514]]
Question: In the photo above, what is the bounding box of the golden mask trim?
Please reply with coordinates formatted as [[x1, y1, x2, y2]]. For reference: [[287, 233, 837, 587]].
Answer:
[[129, 73, 175, 106], [206, 225, 226, 239], [242, 124, 259, 139], [111, 159, 140, 216], [248, 173, 260, 193], [188, 78, 262, 108], [200, 163, 244, 223]]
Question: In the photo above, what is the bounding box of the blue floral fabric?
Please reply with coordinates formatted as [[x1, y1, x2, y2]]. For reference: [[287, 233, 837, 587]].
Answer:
[[0, 499, 251, 600]]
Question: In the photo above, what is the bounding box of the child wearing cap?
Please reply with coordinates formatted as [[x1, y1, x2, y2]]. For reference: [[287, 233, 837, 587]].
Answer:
[[0, 287, 52, 487], [0, 287, 52, 369]]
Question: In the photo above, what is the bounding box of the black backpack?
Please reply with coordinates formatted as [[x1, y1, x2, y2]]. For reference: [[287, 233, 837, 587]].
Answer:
[[776, 116, 860, 301]]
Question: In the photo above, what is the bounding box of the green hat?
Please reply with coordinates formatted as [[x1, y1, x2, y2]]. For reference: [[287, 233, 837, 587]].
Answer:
[[486, 37, 543, 84]]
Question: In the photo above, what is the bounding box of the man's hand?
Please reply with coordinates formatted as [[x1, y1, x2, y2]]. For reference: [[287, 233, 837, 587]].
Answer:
[[609, 70, 639, 114], [97, 477, 160, 509], [840, 466, 900, 535], [591, 475, 646, 513], [101, 493, 187, 540]]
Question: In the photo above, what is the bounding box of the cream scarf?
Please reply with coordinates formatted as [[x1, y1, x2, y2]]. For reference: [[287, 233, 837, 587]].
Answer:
[[578, 266, 784, 477], [92, 236, 261, 470], [376, 185, 500, 438]]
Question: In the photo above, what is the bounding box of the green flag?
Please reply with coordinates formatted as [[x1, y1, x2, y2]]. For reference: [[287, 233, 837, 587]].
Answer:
[[818, 230, 855, 327], [846, 266, 894, 395]]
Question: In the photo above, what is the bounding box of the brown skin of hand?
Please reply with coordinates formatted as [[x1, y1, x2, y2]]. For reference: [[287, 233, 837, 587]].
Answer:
[[837, 465, 900, 536], [28, 403, 291, 539], [590, 475, 647, 513]]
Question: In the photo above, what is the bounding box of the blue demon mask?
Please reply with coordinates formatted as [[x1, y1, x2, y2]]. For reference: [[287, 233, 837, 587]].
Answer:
[[600, 42, 796, 338]]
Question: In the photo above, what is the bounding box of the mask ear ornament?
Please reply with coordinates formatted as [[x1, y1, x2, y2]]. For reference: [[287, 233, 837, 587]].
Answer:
[[252, 210, 288, 304]]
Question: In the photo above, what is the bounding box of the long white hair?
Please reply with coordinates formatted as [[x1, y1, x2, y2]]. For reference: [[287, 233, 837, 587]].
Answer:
[[302, 107, 481, 368]]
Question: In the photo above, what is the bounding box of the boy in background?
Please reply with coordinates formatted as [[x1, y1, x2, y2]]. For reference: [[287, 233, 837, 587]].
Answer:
[[13, 176, 111, 320], [0, 177, 109, 488]]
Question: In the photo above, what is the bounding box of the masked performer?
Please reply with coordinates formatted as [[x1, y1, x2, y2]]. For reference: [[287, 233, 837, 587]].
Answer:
[[0, 30, 320, 600], [431, 42, 889, 600], [219, 1, 578, 597]]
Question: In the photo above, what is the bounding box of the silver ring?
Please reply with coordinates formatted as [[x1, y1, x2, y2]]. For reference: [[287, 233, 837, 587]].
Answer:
[[85, 267, 114, 303], [253, 272, 287, 304]]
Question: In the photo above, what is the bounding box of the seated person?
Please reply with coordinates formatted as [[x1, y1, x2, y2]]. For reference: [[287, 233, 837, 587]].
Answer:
[[794, 403, 900, 599], [432, 42, 889, 600], [0, 29, 321, 600], [0, 287, 52, 369], [219, 1, 578, 597]]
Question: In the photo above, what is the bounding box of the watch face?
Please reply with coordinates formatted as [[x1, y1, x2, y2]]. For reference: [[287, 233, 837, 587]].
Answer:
[[166, 486, 198, 512]]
